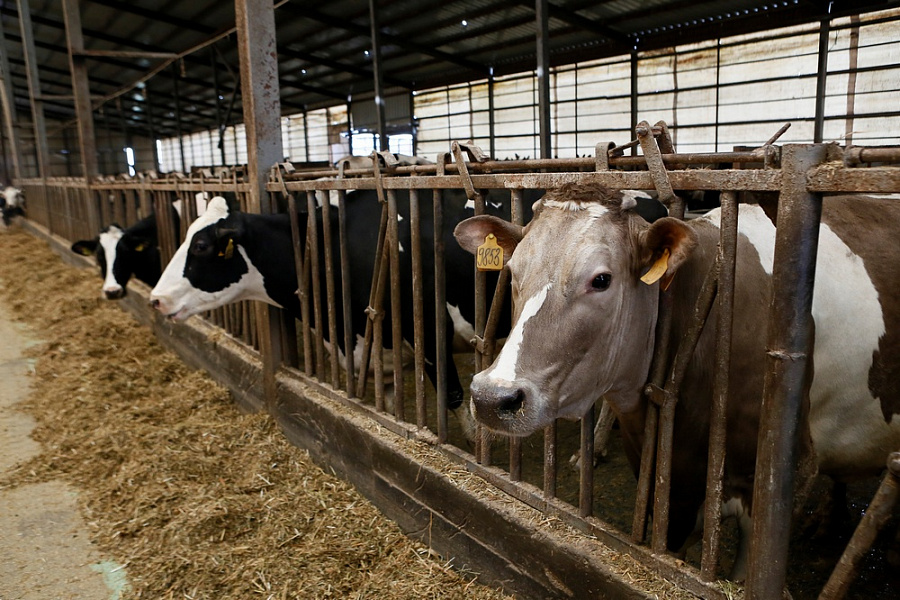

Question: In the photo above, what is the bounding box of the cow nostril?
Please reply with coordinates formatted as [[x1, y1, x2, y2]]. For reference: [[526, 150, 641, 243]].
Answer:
[[150, 298, 160, 309], [497, 388, 525, 415]]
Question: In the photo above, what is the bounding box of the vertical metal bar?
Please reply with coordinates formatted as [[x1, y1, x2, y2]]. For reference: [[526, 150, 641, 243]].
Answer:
[[813, 19, 830, 144], [579, 403, 595, 517], [236, 0, 286, 412], [17, 0, 51, 215], [368, 0, 388, 151], [0, 18, 22, 180], [62, 0, 99, 180], [844, 17, 860, 145], [410, 189, 427, 428], [700, 190, 738, 580], [509, 187, 524, 477], [307, 190, 326, 381], [303, 107, 310, 163], [630, 50, 639, 157], [170, 64, 186, 172], [652, 258, 719, 554], [544, 422, 557, 498], [337, 190, 356, 397], [433, 186, 449, 442], [345, 102, 353, 158], [288, 193, 313, 375], [386, 189, 405, 421], [535, 0, 551, 159], [321, 186, 341, 389], [745, 144, 826, 600]]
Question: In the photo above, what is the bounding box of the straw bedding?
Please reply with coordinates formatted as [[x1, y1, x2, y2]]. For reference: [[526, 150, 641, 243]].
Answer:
[[0, 228, 510, 599]]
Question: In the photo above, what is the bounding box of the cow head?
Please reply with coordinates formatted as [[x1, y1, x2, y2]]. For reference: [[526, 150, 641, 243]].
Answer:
[[454, 183, 697, 436], [71, 224, 157, 299], [150, 196, 275, 320]]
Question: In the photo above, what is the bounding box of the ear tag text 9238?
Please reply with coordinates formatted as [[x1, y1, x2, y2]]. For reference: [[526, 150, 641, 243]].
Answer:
[[476, 234, 503, 271]]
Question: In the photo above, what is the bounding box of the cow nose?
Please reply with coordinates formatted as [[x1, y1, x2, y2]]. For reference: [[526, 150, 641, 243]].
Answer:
[[495, 388, 526, 416], [104, 287, 125, 300], [150, 298, 160, 309]]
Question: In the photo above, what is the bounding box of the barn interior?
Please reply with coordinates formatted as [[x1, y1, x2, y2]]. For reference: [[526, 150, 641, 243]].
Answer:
[[1, 1, 900, 599]]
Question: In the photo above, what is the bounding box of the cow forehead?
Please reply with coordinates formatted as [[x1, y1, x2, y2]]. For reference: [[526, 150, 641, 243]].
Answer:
[[512, 203, 629, 278], [184, 196, 231, 239]]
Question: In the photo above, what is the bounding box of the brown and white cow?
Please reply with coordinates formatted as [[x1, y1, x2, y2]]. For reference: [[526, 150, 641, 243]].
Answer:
[[454, 182, 900, 578]]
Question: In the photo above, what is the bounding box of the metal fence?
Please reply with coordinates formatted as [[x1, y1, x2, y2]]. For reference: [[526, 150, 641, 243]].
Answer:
[[16, 131, 900, 599]]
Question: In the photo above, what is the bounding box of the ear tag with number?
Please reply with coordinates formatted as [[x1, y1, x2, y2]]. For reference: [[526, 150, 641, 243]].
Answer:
[[219, 238, 235, 259], [640, 248, 670, 286], [476, 234, 504, 271]]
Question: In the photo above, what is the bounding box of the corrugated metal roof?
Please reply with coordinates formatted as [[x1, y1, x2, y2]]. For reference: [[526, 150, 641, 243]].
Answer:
[[0, 0, 896, 141]]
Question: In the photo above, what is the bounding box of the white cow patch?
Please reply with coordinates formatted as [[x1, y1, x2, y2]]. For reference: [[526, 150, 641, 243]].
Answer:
[[490, 282, 552, 383], [99, 226, 124, 295], [703, 203, 893, 476]]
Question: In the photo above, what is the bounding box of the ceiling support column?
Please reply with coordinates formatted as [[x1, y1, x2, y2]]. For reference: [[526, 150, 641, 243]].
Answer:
[[368, 0, 387, 151], [61, 0, 99, 180], [171, 64, 186, 172], [235, 0, 285, 411], [0, 17, 22, 182], [16, 0, 51, 180], [535, 0, 551, 159], [813, 18, 830, 143]]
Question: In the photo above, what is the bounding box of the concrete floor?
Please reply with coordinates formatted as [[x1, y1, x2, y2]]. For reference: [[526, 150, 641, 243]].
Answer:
[[0, 302, 128, 600]]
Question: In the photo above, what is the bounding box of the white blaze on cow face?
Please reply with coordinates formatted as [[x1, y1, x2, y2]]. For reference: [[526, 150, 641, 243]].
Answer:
[[99, 226, 125, 297], [150, 196, 279, 320], [464, 189, 669, 436]]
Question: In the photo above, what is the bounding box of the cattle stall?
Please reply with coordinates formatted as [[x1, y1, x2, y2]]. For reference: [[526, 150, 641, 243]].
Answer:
[[15, 130, 900, 599]]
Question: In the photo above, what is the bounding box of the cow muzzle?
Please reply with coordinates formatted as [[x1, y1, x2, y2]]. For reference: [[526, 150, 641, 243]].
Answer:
[[103, 286, 125, 300], [469, 375, 543, 436]]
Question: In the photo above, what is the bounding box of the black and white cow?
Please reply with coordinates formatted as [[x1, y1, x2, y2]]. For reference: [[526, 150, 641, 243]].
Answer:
[[0, 186, 25, 226], [148, 191, 517, 418], [454, 182, 900, 578], [71, 203, 181, 299]]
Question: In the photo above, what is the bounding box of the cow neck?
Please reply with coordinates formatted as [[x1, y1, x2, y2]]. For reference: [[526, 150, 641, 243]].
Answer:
[[240, 212, 303, 317]]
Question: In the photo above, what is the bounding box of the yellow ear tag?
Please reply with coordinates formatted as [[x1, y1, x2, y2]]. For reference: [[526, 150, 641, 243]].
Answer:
[[219, 238, 235, 259], [476, 234, 503, 271], [640, 248, 670, 286], [134, 243, 146, 252]]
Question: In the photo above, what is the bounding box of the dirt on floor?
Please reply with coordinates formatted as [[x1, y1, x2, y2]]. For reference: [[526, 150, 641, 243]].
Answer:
[[0, 226, 512, 599]]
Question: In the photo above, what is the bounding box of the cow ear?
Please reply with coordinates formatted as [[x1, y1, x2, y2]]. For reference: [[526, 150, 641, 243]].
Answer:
[[215, 222, 244, 259], [71, 239, 98, 256], [454, 215, 523, 264], [637, 217, 697, 287]]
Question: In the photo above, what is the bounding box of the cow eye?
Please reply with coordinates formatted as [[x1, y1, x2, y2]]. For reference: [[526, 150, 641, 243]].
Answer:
[[592, 273, 611, 290], [192, 239, 210, 254]]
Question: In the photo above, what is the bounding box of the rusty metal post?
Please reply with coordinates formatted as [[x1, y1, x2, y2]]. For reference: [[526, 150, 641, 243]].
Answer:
[[386, 189, 405, 421], [306, 191, 326, 381], [320, 187, 341, 389], [433, 182, 449, 442], [337, 189, 356, 398], [409, 188, 427, 428], [819, 452, 900, 599], [701, 190, 738, 580], [579, 403, 595, 517], [235, 0, 285, 413], [745, 144, 826, 599]]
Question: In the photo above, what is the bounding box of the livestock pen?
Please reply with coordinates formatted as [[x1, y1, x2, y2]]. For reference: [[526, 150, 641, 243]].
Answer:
[[16, 126, 900, 598], [4, 0, 900, 597]]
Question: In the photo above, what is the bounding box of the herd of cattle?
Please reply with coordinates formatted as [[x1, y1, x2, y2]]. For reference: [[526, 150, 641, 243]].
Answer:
[[53, 168, 900, 582]]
